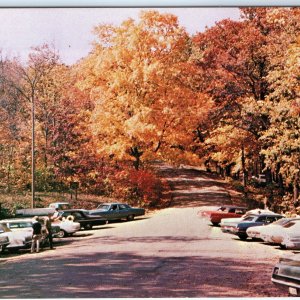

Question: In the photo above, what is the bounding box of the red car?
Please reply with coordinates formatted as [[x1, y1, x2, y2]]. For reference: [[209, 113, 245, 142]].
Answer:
[[198, 205, 247, 226]]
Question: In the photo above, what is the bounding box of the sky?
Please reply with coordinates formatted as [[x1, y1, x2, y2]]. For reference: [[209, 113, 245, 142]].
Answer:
[[0, 8, 240, 65]]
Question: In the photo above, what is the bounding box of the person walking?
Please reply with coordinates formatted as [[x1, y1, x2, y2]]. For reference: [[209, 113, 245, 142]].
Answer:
[[31, 216, 42, 253]]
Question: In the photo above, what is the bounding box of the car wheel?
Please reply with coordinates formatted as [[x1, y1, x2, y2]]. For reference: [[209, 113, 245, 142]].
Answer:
[[127, 214, 135, 221], [84, 224, 93, 230], [280, 244, 287, 250], [237, 234, 247, 241], [57, 230, 67, 238], [211, 222, 219, 226]]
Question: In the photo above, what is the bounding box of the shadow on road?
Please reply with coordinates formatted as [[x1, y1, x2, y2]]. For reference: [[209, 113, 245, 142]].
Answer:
[[0, 249, 284, 298]]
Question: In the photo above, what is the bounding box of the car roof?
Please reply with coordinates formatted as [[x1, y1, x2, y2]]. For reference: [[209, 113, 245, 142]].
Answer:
[[60, 209, 88, 212], [98, 203, 129, 206], [245, 213, 283, 217], [220, 205, 247, 209], [0, 218, 33, 222]]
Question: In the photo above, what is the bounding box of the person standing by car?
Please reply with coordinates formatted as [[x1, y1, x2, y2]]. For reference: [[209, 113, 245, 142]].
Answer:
[[45, 213, 55, 250], [31, 216, 42, 253]]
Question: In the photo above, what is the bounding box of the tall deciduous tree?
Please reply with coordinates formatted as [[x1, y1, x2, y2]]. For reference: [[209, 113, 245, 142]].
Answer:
[[78, 11, 212, 169], [4, 44, 59, 206], [260, 8, 300, 202], [192, 8, 276, 184]]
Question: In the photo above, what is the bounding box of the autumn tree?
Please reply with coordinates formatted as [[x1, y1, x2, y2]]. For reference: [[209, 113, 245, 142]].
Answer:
[[78, 11, 212, 170], [192, 8, 282, 186], [260, 8, 300, 202], [0, 58, 29, 191]]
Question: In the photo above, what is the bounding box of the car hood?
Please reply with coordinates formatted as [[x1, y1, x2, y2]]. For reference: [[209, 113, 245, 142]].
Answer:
[[220, 218, 243, 226], [279, 253, 300, 263], [90, 209, 107, 213]]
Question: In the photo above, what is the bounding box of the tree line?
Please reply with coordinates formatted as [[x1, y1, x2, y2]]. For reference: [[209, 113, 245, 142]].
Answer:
[[0, 8, 299, 209]]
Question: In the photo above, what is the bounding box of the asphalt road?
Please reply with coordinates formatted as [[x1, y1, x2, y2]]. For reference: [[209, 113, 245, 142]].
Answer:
[[0, 165, 288, 297]]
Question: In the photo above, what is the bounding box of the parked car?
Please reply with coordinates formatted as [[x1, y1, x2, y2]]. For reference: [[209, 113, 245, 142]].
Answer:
[[198, 206, 228, 218], [251, 174, 267, 185], [49, 202, 72, 210], [89, 203, 145, 221], [0, 227, 10, 252], [199, 205, 247, 226], [279, 220, 300, 249], [261, 218, 300, 246], [272, 253, 300, 296], [0, 218, 60, 250], [0, 223, 32, 253], [58, 209, 107, 230], [246, 218, 290, 240], [220, 209, 277, 233], [223, 212, 283, 240], [52, 219, 81, 238], [15, 208, 56, 217]]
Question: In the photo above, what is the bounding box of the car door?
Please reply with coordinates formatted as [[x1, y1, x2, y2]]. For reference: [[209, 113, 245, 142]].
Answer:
[[107, 204, 120, 220], [118, 204, 130, 219]]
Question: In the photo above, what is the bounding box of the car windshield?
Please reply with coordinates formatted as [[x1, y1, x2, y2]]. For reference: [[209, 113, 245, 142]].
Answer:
[[218, 207, 227, 212], [283, 220, 300, 228], [9, 222, 32, 229], [60, 204, 71, 210], [96, 204, 110, 210], [242, 216, 255, 221], [273, 218, 289, 225], [0, 223, 12, 232]]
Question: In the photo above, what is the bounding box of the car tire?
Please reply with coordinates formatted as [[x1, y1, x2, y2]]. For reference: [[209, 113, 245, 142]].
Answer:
[[280, 244, 287, 250], [127, 215, 135, 221], [57, 230, 67, 238], [84, 224, 93, 230], [211, 222, 219, 226], [237, 234, 247, 241]]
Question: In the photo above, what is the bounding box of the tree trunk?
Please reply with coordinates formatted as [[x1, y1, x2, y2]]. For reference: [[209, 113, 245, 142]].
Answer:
[[130, 146, 143, 170], [241, 145, 247, 188], [294, 172, 299, 202]]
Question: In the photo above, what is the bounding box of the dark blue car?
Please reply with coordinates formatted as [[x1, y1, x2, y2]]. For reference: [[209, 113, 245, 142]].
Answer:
[[89, 203, 145, 222], [229, 212, 283, 240]]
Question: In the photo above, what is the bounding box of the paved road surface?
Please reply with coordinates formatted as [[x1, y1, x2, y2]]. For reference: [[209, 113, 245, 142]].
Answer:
[[0, 165, 287, 297]]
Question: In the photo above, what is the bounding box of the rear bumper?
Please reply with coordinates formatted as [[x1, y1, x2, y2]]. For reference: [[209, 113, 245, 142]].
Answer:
[[272, 273, 300, 290]]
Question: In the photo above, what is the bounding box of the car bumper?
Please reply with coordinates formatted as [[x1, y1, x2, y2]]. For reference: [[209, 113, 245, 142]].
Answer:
[[7, 240, 31, 249], [272, 271, 300, 295]]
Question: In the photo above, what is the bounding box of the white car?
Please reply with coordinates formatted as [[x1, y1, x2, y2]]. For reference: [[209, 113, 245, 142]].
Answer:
[[53, 218, 81, 238], [0, 218, 60, 251], [261, 218, 300, 245], [281, 222, 300, 250], [0, 227, 10, 252], [246, 218, 290, 240], [0, 222, 32, 252]]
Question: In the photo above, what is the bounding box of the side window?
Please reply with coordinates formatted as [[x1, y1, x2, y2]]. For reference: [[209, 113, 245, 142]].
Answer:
[[73, 212, 83, 220], [119, 205, 127, 210], [228, 208, 235, 213], [111, 205, 118, 211], [265, 217, 275, 224], [235, 209, 244, 214], [257, 216, 267, 223]]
